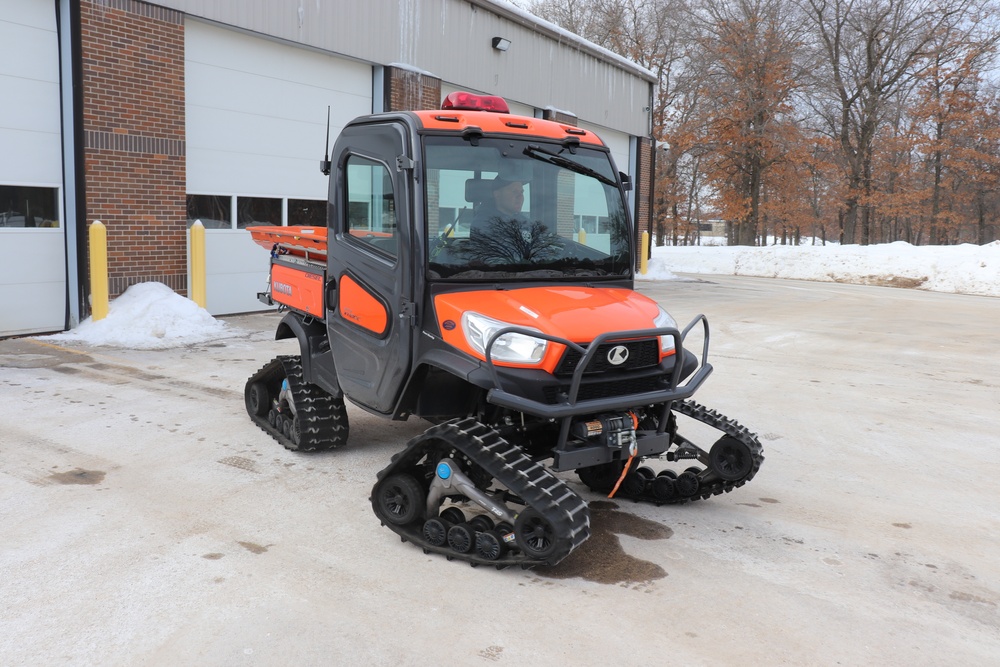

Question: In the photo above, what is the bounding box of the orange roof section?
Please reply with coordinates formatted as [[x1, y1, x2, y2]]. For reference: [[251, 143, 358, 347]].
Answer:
[[412, 109, 606, 146]]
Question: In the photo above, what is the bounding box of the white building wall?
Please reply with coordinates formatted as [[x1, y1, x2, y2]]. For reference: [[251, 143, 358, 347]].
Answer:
[[185, 19, 373, 315], [159, 0, 655, 137], [0, 0, 66, 335]]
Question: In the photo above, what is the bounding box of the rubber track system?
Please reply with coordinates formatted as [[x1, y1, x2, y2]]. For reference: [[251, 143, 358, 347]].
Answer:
[[245, 355, 348, 452], [372, 418, 591, 569], [622, 399, 764, 504]]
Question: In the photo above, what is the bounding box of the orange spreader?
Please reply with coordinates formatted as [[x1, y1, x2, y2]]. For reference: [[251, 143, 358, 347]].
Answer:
[[249, 226, 328, 259]]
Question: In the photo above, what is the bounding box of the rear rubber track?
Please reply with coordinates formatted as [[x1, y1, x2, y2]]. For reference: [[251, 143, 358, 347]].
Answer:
[[245, 355, 349, 452], [372, 417, 591, 569], [610, 399, 764, 505]]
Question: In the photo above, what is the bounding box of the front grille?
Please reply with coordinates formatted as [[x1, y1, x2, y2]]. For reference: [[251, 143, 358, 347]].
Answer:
[[543, 376, 663, 404], [555, 339, 659, 377]]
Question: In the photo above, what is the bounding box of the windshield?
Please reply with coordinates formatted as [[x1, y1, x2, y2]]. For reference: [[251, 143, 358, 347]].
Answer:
[[424, 136, 632, 281]]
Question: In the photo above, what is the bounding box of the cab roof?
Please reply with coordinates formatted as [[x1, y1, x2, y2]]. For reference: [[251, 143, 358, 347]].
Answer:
[[411, 109, 606, 147]]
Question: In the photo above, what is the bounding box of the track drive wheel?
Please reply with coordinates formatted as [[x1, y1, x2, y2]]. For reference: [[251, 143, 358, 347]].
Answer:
[[422, 518, 450, 547], [447, 523, 476, 554], [440, 507, 465, 525], [245, 381, 270, 417], [576, 460, 626, 493], [375, 473, 424, 526], [476, 530, 508, 561], [514, 507, 558, 560], [709, 435, 755, 481]]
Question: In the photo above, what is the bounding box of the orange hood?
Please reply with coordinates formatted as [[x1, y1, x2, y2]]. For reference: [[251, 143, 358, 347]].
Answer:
[[433, 286, 664, 370]]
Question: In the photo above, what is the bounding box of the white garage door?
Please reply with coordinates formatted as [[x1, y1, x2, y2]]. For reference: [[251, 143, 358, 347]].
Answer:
[[0, 0, 65, 336], [185, 20, 372, 314], [578, 120, 632, 178]]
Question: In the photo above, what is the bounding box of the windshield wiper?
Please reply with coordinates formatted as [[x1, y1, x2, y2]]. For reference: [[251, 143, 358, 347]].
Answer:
[[522, 145, 618, 187]]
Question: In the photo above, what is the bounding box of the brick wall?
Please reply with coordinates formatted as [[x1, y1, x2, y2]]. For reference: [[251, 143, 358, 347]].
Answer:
[[384, 66, 442, 111], [542, 109, 578, 127], [80, 0, 186, 302]]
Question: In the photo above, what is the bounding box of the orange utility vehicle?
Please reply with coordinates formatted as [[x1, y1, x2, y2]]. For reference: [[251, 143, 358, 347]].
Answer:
[[245, 92, 763, 568]]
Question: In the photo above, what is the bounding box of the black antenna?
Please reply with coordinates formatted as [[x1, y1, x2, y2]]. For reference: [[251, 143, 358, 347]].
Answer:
[[319, 106, 332, 175]]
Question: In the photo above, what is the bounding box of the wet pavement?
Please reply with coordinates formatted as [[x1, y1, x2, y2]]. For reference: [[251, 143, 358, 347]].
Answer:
[[1, 276, 998, 666]]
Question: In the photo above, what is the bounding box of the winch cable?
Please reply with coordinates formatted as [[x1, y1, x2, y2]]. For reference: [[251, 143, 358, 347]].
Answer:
[[607, 412, 639, 499]]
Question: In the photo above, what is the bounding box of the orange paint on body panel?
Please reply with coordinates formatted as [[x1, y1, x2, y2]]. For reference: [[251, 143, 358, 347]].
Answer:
[[413, 110, 605, 146], [249, 226, 327, 259], [339, 275, 389, 336], [271, 263, 324, 316], [434, 286, 668, 371]]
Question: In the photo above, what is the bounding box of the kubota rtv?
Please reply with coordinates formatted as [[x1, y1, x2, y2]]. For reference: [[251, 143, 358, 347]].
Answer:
[[244, 92, 764, 568]]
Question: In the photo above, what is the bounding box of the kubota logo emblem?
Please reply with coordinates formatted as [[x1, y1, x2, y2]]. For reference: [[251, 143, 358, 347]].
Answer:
[[607, 345, 629, 365]]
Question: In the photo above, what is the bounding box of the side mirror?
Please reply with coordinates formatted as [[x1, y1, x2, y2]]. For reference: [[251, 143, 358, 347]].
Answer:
[[619, 172, 632, 192]]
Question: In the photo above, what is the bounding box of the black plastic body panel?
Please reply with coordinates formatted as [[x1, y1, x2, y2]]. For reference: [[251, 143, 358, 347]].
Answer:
[[275, 312, 342, 398]]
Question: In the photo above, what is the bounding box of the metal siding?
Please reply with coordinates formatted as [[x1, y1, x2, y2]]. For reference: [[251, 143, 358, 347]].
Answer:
[[439, 82, 535, 118], [155, 0, 652, 137]]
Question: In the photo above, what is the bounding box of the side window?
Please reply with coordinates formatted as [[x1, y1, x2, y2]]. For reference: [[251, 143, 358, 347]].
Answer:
[[345, 155, 398, 258], [187, 194, 231, 228], [0, 185, 60, 228]]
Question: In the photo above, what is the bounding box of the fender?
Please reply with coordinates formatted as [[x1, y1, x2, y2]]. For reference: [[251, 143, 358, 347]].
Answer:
[[394, 348, 493, 420], [275, 312, 342, 398]]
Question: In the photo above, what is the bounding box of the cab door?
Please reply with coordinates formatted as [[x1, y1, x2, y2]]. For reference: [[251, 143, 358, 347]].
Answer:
[[325, 121, 413, 414]]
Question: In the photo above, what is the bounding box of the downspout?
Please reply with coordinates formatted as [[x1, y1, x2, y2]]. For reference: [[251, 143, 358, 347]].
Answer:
[[628, 135, 638, 228], [56, 0, 87, 329]]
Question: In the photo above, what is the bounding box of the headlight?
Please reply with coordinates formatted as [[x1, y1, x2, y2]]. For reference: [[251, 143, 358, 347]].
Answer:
[[653, 307, 677, 354], [461, 312, 547, 364]]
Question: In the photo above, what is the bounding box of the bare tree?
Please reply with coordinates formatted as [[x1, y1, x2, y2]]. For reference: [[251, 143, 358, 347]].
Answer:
[[689, 0, 807, 245], [531, 0, 698, 245], [800, 0, 978, 244], [530, 0, 1000, 246]]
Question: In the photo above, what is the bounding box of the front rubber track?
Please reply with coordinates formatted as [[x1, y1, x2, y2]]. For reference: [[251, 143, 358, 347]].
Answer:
[[581, 399, 764, 505], [371, 418, 591, 569]]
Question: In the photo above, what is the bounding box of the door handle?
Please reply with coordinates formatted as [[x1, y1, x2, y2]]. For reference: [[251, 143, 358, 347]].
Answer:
[[325, 279, 337, 310]]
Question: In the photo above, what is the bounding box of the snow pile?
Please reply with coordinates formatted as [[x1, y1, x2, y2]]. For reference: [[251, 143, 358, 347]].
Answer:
[[641, 241, 1000, 297], [46, 282, 235, 349]]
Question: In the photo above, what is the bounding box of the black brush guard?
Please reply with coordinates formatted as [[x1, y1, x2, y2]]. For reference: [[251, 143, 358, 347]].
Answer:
[[483, 315, 713, 471]]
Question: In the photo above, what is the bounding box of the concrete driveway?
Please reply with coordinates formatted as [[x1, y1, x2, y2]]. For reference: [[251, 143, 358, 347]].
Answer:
[[1, 275, 998, 666]]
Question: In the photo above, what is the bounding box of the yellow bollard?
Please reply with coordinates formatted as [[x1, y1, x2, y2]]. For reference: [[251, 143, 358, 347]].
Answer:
[[577, 228, 587, 246], [89, 221, 109, 321], [190, 220, 207, 308], [640, 230, 650, 275]]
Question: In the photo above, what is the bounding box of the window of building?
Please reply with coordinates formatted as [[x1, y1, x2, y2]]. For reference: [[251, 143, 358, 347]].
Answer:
[[288, 198, 326, 227], [237, 196, 281, 229], [0, 185, 59, 228], [574, 214, 614, 234], [187, 194, 329, 229], [345, 156, 398, 257], [187, 194, 231, 228]]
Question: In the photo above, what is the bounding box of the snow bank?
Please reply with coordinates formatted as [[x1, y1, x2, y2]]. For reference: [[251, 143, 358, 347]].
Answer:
[[45, 282, 234, 349], [36, 241, 998, 351], [642, 241, 1000, 297]]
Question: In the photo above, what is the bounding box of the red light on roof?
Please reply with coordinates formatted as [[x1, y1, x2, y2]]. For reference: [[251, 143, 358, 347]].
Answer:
[[441, 91, 510, 114]]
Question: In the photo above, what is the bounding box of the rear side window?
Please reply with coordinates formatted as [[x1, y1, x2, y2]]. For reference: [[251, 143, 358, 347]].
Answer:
[[344, 155, 398, 258]]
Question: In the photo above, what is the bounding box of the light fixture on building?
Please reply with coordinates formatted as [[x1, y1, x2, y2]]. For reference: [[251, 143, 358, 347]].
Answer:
[[492, 37, 511, 52]]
